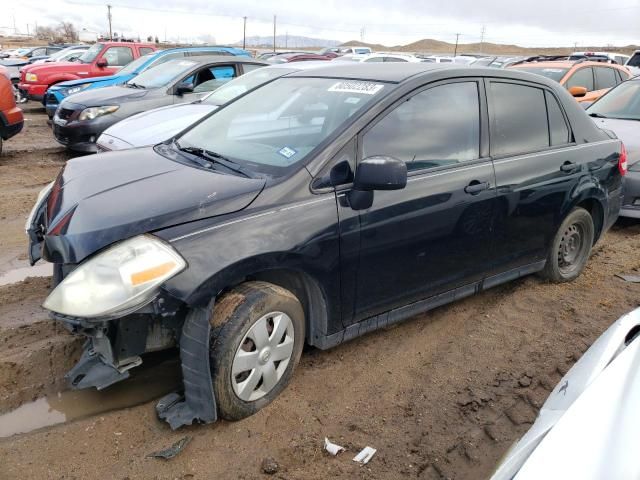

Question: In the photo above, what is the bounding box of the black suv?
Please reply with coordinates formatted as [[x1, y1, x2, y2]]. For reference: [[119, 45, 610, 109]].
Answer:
[[27, 63, 625, 428]]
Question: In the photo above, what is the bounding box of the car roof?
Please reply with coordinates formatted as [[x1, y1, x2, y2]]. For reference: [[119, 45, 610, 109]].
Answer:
[[161, 55, 267, 65], [511, 60, 626, 69], [287, 62, 452, 82]]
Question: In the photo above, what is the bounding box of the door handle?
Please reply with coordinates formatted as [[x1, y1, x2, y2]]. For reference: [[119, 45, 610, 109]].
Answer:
[[464, 181, 490, 195], [560, 161, 577, 173]]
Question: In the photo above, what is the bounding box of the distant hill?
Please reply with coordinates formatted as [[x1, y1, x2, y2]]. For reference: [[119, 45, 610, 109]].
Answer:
[[240, 35, 340, 49], [340, 38, 640, 56]]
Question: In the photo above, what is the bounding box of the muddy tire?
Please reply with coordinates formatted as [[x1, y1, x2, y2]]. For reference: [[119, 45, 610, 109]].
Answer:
[[209, 281, 305, 421], [541, 207, 594, 283]]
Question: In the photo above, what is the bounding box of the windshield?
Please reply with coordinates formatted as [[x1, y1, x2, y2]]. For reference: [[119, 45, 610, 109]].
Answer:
[[78, 43, 103, 64], [514, 66, 568, 82], [176, 77, 389, 176], [588, 80, 640, 120], [118, 53, 155, 75], [128, 59, 197, 88], [627, 53, 640, 68], [202, 67, 295, 105]]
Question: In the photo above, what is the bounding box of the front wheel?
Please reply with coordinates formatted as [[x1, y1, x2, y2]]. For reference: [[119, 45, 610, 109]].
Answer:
[[209, 281, 305, 421], [542, 207, 594, 283]]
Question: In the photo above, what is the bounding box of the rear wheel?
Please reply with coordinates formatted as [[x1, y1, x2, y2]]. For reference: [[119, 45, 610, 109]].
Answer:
[[542, 207, 594, 282], [209, 281, 305, 421]]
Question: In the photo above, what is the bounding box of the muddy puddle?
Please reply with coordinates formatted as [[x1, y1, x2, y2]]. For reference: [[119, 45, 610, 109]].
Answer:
[[0, 353, 181, 439], [0, 263, 52, 287]]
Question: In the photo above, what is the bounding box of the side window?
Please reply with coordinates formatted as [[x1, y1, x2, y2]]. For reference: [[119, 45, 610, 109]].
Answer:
[[242, 63, 264, 73], [384, 57, 407, 62], [139, 47, 155, 56], [102, 47, 134, 66], [594, 67, 617, 90], [32, 48, 45, 56], [362, 82, 480, 172], [490, 82, 548, 156], [565, 68, 594, 91], [364, 57, 383, 62], [545, 91, 570, 146], [192, 65, 237, 93]]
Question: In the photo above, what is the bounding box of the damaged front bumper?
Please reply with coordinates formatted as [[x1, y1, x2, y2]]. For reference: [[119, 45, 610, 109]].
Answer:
[[51, 295, 218, 429]]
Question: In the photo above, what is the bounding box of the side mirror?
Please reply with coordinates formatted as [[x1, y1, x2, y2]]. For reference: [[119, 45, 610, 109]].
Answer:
[[569, 86, 587, 98], [348, 156, 407, 210], [176, 82, 194, 95], [354, 156, 407, 191], [96, 59, 108, 68]]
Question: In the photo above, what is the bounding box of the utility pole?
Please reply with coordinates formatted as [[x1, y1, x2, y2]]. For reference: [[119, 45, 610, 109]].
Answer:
[[273, 15, 276, 53], [107, 4, 113, 40], [242, 16, 247, 50], [360, 26, 365, 42], [480, 25, 485, 54], [574, 41, 578, 51], [285, 31, 288, 48], [454, 33, 460, 56]]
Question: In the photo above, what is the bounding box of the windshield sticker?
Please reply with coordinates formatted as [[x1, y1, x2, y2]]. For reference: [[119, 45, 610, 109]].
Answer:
[[278, 146, 297, 159], [345, 97, 361, 104], [328, 81, 384, 95]]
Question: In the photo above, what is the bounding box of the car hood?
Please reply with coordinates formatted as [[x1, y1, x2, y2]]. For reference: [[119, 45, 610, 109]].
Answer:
[[55, 74, 128, 89], [22, 60, 82, 75], [60, 85, 153, 108], [0, 58, 29, 67], [593, 117, 640, 166], [100, 103, 217, 149], [491, 308, 640, 480], [43, 146, 265, 264]]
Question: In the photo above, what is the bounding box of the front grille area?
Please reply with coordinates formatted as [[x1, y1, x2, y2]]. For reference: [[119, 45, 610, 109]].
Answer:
[[46, 93, 59, 105]]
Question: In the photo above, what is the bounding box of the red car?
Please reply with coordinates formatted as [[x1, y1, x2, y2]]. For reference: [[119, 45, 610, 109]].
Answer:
[[0, 69, 24, 154], [18, 41, 156, 102]]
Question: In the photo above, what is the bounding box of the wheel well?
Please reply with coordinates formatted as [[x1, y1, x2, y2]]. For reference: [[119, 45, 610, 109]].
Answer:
[[222, 269, 328, 346], [576, 198, 604, 244]]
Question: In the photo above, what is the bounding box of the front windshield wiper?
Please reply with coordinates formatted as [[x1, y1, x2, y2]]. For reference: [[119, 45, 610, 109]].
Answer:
[[588, 112, 609, 118], [127, 82, 146, 89], [173, 141, 253, 178]]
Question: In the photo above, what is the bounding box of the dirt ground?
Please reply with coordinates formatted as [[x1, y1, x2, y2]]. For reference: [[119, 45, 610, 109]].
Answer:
[[0, 107, 639, 480]]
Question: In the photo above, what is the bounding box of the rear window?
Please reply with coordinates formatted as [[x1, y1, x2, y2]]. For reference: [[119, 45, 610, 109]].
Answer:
[[514, 67, 568, 82], [490, 82, 549, 156]]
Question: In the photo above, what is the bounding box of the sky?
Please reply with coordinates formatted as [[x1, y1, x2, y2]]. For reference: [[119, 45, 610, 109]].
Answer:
[[3, 0, 640, 48]]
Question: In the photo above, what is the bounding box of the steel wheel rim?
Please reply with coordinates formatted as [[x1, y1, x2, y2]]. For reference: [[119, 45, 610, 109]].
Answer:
[[557, 222, 585, 274], [231, 311, 295, 402]]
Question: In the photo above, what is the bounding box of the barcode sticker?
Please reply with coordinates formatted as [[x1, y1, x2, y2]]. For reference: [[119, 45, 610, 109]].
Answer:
[[328, 81, 384, 95]]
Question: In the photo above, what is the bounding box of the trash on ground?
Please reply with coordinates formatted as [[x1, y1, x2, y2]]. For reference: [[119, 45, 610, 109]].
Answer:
[[615, 273, 640, 283], [324, 437, 345, 455], [261, 457, 279, 475], [147, 436, 192, 460], [353, 446, 377, 464]]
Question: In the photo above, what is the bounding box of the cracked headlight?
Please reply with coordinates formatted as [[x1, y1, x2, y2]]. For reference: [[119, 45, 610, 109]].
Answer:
[[43, 235, 186, 318], [78, 105, 119, 121]]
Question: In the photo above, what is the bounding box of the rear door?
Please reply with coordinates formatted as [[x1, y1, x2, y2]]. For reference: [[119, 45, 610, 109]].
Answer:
[[488, 80, 577, 275], [347, 79, 497, 324]]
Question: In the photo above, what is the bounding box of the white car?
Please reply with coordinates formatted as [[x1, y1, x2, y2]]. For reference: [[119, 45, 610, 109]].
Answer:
[[491, 307, 640, 479], [338, 46, 372, 55], [626, 50, 640, 76], [420, 55, 455, 63], [569, 51, 630, 65]]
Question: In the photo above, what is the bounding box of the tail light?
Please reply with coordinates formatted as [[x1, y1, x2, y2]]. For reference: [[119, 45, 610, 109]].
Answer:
[[619, 143, 628, 176]]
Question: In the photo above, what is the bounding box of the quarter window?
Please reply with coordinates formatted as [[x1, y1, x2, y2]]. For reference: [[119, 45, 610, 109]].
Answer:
[[545, 91, 570, 145], [490, 82, 548, 156], [594, 67, 617, 90], [362, 82, 480, 172], [566, 68, 594, 91]]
